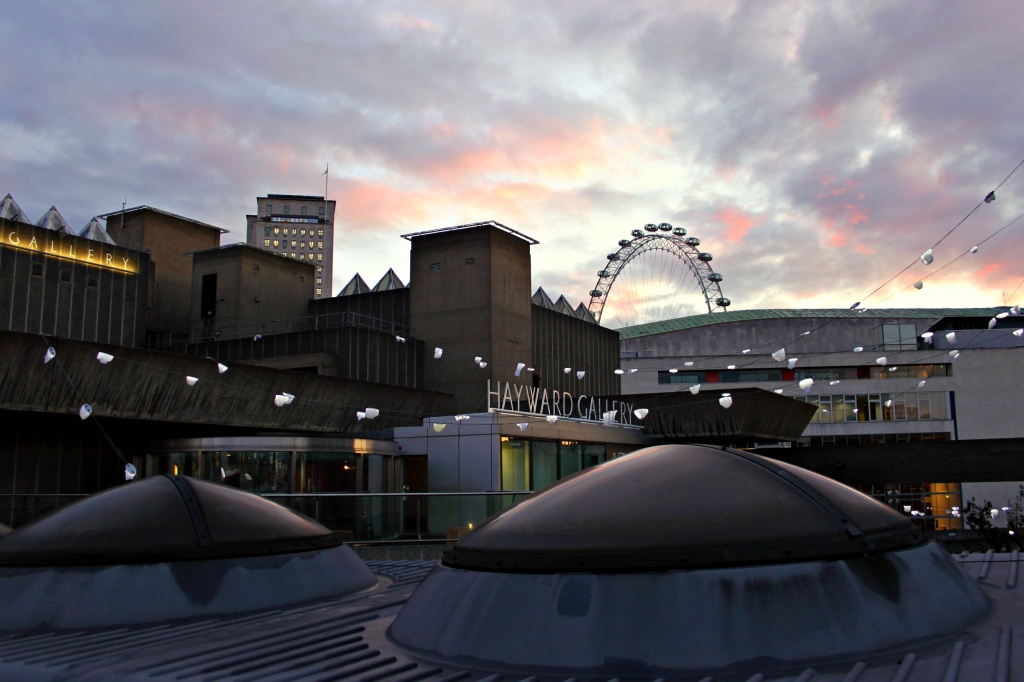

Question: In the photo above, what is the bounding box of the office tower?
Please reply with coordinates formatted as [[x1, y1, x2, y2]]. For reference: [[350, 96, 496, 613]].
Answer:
[[246, 194, 335, 298]]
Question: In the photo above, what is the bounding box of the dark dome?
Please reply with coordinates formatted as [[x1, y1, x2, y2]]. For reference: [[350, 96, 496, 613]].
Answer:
[[391, 445, 989, 676], [0, 475, 340, 566], [0, 476, 378, 632], [445, 443, 923, 572]]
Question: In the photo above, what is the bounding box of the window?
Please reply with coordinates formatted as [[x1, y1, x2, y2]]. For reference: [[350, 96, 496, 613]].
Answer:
[[291, 228, 297, 235], [301, 206, 307, 214], [317, 229, 324, 237], [265, 204, 272, 214], [316, 287, 322, 295], [658, 371, 705, 384], [291, 240, 297, 248], [291, 252, 296, 258], [60, 268, 72, 283], [316, 266, 323, 273], [318, 207, 325, 215], [300, 229, 306, 236], [31, 262, 43, 277], [431, 262, 441, 270], [300, 241, 306, 249], [316, 277, 322, 285], [466, 257, 475, 265], [200, 273, 217, 319], [264, 227, 270, 236], [879, 323, 918, 350], [86, 272, 98, 287], [272, 240, 279, 247], [317, 253, 323, 261], [283, 205, 290, 213], [274, 228, 280, 236], [317, 241, 323, 248]]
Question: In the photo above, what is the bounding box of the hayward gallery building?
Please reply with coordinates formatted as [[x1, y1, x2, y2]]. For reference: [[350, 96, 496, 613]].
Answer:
[[0, 198, 812, 536]]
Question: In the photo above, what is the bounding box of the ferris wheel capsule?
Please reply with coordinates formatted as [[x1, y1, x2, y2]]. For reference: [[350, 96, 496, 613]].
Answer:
[[685, 237, 700, 246], [644, 223, 658, 232], [607, 253, 621, 260], [658, 223, 673, 231], [618, 239, 631, 247], [698, 252, 713, 262], [708, 272, 723, 282], [631, 229, 644, 237], [672, 227, 687, 236], [597, 269, 610, 277], [589, 290, 605, 297], [717, 297, 732, 307]]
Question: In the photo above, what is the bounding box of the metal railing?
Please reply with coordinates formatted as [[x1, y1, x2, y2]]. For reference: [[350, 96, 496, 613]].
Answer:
[[258, 491, 533, 542]]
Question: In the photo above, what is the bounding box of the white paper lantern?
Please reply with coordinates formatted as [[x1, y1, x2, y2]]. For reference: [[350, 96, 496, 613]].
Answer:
[[920, 332, 934, 340], [946, 332, 956, 344], [217, 363, 228, 374], [920, 248, 934, 265], [852, 346, 864, 352], [788, 358, 798, 369], [185, 376, 199, 386], [771, 348, 785, 361], [364, 407, 380, 419], [576, 370, 586, 379], [432, 423, 446, 433], [798, 378, 813, 393], [515, 362, 526, 376], [43, 346, 56, 363], [96, 352, 114, 364], [546, 415, 558, 423], [614, 369, 624, 374], [434, 347, 443, 359], [876, 357, 887, 365], [689, 384, 700, 395], [633, 408, 649, 420], [79, 404, 92, 420], [719, 395, 733, 409]]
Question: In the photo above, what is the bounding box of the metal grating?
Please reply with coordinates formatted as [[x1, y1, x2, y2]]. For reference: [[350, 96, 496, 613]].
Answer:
[[0, 556, 1019, 681]]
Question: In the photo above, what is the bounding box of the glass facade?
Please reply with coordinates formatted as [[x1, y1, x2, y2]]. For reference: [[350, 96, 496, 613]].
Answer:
[[499, 437, 631, 491], [797, 392, 944, 423]]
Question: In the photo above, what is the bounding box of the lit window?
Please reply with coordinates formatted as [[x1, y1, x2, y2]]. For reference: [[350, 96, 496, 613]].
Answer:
[[316, 277, 322, 284], [263, 239, 270, 247], [300, 229, 306, 236], [317, 229, 324, 237], [300, 241, 306, 249], [301, 206, 307, 214], [273, 228, 280, 236], [317, 241, 323, 248], [265, 204, 272, 213], [291, 228, 297, 235], [316, 287, 322, 295], [317, 253, 323, 261], [291, 252, 296, 258], [316, 266, 323, 272], [291, 240, 297, 247], [273, 240, 279, 247], [284, 205, 290, 214]]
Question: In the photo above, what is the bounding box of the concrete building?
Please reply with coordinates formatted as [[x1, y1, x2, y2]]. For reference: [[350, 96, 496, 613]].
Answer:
[[245, 194, 335, 298], [618, 307, 1024, 526], [0, 215, 150, 348], [100, 206, 227, 345]]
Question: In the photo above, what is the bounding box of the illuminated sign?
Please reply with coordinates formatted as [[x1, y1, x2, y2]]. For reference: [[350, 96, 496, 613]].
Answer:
[[0, 224, 138, 274], [487, 380, 637, 425]]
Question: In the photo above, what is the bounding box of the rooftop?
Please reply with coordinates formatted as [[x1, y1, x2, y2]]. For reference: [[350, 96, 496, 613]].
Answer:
[[401, 220, 539, 245], [99, 205, 229, 234], [617, 307, 1008, 339]]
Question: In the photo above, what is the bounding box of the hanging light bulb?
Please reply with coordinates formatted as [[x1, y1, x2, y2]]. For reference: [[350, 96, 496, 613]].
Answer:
[[830, 380, 840, 385], [478, 361, 488, 368], [773, 388, 784, 394], [920, 249, 934, 265], [79, 404, 93, 420], [474, 356, 483, 364], [913, 281, 923, 290], [628, 368, 638, 373], [985, 191, 996, 203], [434, 347, 443, 359], [1014, 329, 1023, 337], [798, 378, 813, 393], [125, 463, 137, 481], [727, 365, 736, 370], [43, 347, 56, 363], [852, 346, 864, 352], [946, 332, 956, 344], [949, 350, 960, 360], [741, 349, 751, 354], [564, 367, 571, 374], [356, 411, 366, 420], [970, 246, 979, 254], [274, 394, 291, 407], [395, 335, 406, 343], [689, 384, 700, 395], [669, 368, 678, 373], [918, 380, 926, 388], [186, 376, 199, 386], [364, 407, 380, 419], [576, 370, 586, 379], [432, 423, 446, 433], [684, 361, 694, 366], [217, 363, 228, 374], [515, 362, 526, 376], [633, 408, 649, 420], [772, 348, 786, 361], [876, 357, 887, 365], [455, 414, 470, 421], [788, 358, 798, 369], [921, 331, 934, 340], [719, 394, 733, 409], [614, 368, 624, 374], [989, 318, 998, 329], [546, 415, 558, 423], [517, 422, 529, 431]]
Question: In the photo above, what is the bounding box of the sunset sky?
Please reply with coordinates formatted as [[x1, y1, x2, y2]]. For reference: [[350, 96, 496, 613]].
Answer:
[[3, 1, 1023, 324]]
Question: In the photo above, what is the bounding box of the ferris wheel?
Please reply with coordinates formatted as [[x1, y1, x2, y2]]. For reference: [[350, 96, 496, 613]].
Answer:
[[588, 223, 731, 328]]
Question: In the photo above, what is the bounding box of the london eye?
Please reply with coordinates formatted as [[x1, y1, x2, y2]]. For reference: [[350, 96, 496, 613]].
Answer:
[[588, 223, 731, 328]]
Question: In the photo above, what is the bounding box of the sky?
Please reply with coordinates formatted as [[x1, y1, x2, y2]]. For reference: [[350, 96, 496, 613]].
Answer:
[[2, 1, 1023, 327]]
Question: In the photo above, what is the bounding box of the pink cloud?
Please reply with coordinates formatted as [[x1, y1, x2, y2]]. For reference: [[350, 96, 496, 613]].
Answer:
[[714, 207, 760, 243]]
